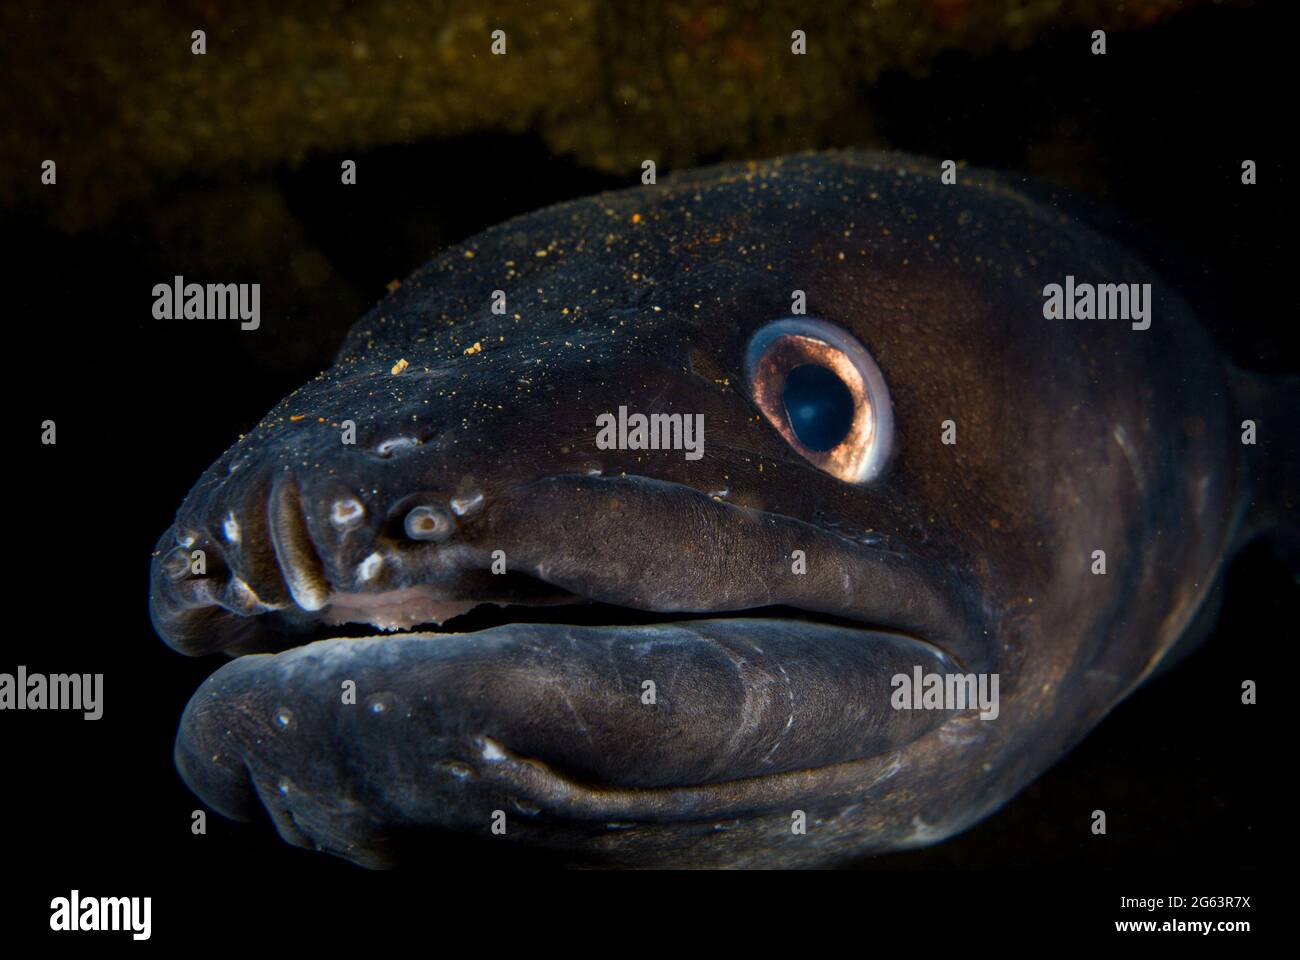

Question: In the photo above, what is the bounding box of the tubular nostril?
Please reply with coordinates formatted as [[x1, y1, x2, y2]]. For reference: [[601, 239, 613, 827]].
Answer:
[[404, 504, 453, 542], [330, 497, 366, 530], [161, 546, 193, 580]]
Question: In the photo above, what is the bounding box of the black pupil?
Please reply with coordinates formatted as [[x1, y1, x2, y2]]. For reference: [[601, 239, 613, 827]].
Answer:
[[781, 364, 854, 451]]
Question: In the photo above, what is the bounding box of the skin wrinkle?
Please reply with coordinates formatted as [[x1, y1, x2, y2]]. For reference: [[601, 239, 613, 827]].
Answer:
[[758, 659, 797, 766], [1111, 423, 1146, 492], [556, 689, 595, 748], [711, 639, 758, 757], [447, 718, 955, 828]]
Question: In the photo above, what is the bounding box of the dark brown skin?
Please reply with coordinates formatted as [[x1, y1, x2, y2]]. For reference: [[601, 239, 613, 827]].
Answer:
[[150, 152, 1280, 867]]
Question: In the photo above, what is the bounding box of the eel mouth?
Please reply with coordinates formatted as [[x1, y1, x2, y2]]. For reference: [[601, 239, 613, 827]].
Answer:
[[150, 472, 986, 860]]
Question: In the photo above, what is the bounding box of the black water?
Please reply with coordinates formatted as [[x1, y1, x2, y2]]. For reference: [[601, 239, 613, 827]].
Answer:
[[4, 0, 1289, 939]]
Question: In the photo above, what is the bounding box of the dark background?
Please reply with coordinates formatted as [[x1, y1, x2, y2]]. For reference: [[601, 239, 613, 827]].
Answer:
[[4, 0, 1288, 940]]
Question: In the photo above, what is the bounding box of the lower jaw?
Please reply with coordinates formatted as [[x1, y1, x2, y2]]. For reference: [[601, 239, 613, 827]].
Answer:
[[177, 616, 958, 810]]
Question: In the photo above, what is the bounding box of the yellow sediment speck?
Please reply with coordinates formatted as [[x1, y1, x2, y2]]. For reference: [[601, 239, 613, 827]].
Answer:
[[289, 414, 306, 422], [631, 213, 642, 224], [464, 341, 483, 356], [391, 358, 409, 375]]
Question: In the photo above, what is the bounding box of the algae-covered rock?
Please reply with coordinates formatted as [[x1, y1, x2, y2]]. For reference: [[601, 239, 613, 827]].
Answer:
[[0, 0, 1231, 230]]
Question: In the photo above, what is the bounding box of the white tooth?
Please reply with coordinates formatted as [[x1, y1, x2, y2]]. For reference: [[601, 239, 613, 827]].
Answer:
[[222, 512, 241, 544]]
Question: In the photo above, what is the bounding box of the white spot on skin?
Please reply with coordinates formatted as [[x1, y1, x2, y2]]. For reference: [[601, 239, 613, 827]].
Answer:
[[904, 814, 948, 844], [222, 512, 241, 544], [331, 497, 365, 528], [357, 552, 384, 583], [449, 491, 484, 517], [376, 437, 418, 456], [480, 737, 507, 762]]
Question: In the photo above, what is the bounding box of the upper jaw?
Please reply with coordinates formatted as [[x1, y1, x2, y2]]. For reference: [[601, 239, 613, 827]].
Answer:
[[150, 470, 985, 672]]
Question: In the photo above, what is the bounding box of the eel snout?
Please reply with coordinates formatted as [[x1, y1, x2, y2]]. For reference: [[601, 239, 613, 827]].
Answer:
[[148, 465, 569, 655]]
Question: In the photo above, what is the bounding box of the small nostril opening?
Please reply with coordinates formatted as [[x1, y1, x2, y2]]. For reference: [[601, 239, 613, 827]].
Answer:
[[403, 505, 453, 542], [330, 497, 365, 529]]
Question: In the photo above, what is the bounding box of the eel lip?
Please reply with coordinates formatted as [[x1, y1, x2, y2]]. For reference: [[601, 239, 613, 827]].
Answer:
[[174, 617, 964, 841]]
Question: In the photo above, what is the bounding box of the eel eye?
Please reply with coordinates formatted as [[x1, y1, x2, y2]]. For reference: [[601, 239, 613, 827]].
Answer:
[[745, 318, 893, 483]]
